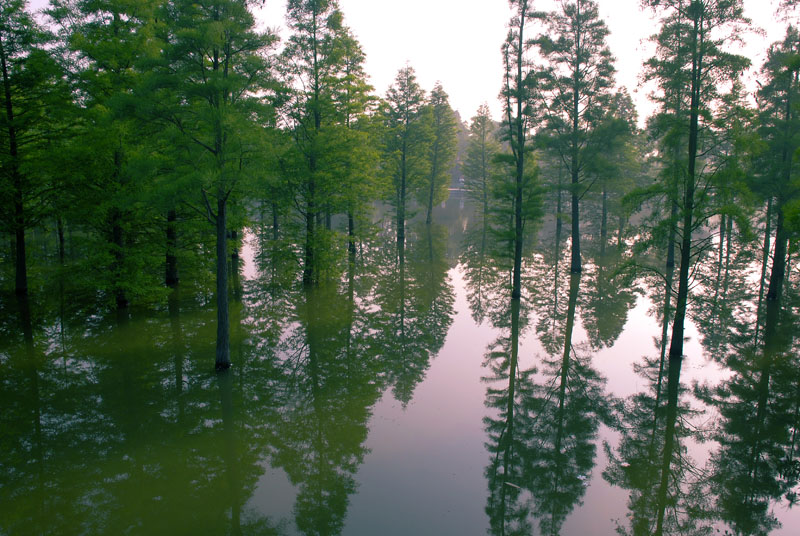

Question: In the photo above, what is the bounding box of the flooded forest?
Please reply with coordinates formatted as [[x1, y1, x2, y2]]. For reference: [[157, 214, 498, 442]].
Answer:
[[2, 0, 800, 534]]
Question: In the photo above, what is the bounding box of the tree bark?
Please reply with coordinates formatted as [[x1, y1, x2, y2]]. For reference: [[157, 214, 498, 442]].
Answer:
[[1, 33, 26, 295], [215, 196, 230, 370], [166, 209, 179, 288]]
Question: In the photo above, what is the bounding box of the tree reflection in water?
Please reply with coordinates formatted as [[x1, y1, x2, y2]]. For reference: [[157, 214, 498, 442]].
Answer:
[[483, 232, 611, 536]]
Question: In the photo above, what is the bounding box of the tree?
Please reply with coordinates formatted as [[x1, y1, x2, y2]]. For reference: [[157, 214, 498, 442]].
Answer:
[[463, 103, 500, 222], [281, 0, 347, 285], [641, 1, 751, 533], [535, 0, 616, 274], [500, 0, 542, 300], [153, 0, 276, 369], [0, 0, 69, 295], [423, 82, 457, 224], [383, 65, 429, 248]]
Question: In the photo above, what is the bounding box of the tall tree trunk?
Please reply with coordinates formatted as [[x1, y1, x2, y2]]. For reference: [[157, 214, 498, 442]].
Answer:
[[303, 181, 316, 286], [657, 13, 703, 535], [556, 172, 563, 241], [600, 187, 608, 257], [755, 198, 773, 344], [230, 229, 241, 301], [348, 210, 357, 257], [1, 34, 26, 295], [217, 368, 241, 536], [216, 196, 230, 370], [56, 215, 65, 265], [272, 201, 280, 241], [511, 4, 526, 301], [111, 211, 128, 309], [427, 146, 438, 225], [398, 143, 407, 247], [166, 209, 179, 288], [570, 10, 582, 275]]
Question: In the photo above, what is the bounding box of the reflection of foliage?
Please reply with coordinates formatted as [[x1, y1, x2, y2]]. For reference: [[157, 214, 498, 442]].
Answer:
[[272, 281, 380, 536], [700, 306, 800, 534], [484, 273, 611, 535], [526, 275, 611, 535], [692, 228, 759, 360], [604, 275, 713, 536], [460, 217, 515, 325], [582, 249, 638, 349], [372, 222, 456, 406], [0, 292, 284, 536], [603, 356, 712, 536]]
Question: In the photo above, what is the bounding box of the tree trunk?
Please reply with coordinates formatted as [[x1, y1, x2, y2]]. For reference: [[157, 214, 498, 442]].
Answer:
[[229, 229, 241, 301], [600, 187, 608, 257], [398, 144, 407, 247], [755, 198, 772, 343], [427, 146, 437, 225], [216, 196, 230, 370], [303, 185, 316, 286], [111, 212, 128, 309], [166, 209, 179, 288], [56, 215, 65, 265], [348, 210, 357, 257], [272, 201, 280, 241], [2, 34, 26, 295], [657, 12, 703, 535]]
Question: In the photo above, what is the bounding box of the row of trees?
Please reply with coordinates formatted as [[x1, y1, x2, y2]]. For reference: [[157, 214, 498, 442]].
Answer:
[[0, 0, 459, 369]]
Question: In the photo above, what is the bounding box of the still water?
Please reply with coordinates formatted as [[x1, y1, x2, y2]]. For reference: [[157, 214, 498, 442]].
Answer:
[[2, 191, 799, 535]]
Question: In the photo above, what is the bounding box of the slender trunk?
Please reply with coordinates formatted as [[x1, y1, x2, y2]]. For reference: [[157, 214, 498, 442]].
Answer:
[[303, 183, 316, 286], [657, 12, 703, 535], [348, 210, 356, 257], [14, 194, 26, 295], [398, 142, 407, 246], [570, 6, 582, 275], [169, 289, 185, 420], [272, 201, 280, 241], [556, 172, 563, 239], [511, 2, 526, 301], [600, 187, 608, 257], [230, 229, 241, 301], [557, 274, 580, 448], [755, 199, 772, 343], [166, 209, 179, 288], [2, 34, 26, 295], [500, 297, 521, 536], [217, 368, 241, 536], [427, 143, 438, 225], [111, 211, 128, 309], [216, 197, 230, 370], [56, 215, 65, 265], [651, 260, 675, 452]]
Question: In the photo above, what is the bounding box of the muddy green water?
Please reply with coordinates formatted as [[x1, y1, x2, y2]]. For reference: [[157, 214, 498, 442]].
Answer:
[[2, 191, 799, 535]]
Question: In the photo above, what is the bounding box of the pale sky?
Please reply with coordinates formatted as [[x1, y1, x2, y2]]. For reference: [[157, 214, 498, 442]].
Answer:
[[252, 0, 789, 126], [28, 0, 791, 125]]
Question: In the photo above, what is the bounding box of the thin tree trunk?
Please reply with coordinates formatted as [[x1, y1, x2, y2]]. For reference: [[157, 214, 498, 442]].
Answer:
[[166, 209, 179, 288], [657, 12, 703, 535], [755, 198, 773, 344], [600, 187, 608, 257], [216, 196, 230, 370], [1, 33, 26, 295], [230, 229, 241, 301], [56, 215, 65, 265]]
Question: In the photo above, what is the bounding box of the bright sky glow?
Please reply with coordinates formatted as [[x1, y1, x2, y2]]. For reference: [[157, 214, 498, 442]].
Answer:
[[253, 0, 789, 126], [27, 0, 792, 125]]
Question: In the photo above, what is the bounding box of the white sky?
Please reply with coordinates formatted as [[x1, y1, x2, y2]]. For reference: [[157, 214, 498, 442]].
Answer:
[[253, 0, 790, 126], [28, 0, 792, 125]]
